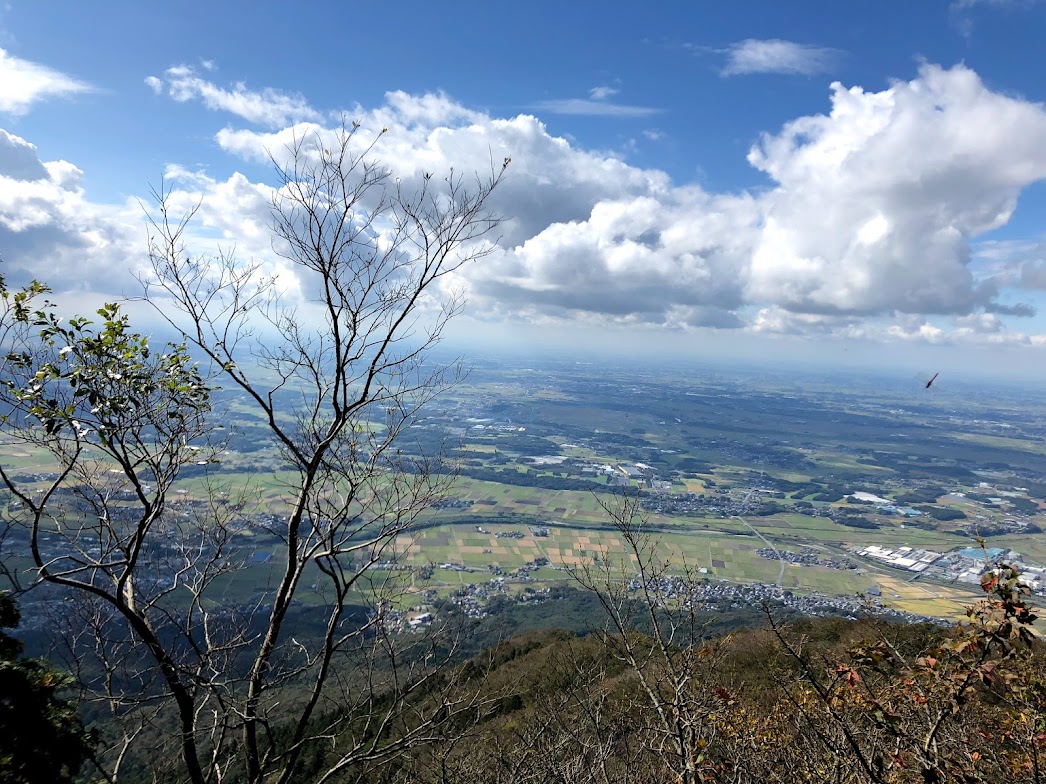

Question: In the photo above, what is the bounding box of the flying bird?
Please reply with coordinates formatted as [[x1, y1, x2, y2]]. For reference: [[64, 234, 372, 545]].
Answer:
[[925, 372, 939, 389]]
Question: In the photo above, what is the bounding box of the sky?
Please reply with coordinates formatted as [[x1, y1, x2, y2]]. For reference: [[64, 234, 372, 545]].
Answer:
[[5, 1, 1046, 379]]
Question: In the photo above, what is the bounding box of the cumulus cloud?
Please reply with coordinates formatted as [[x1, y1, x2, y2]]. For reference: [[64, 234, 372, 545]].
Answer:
[[466, 189, 757, 328], [212, 95, 668, 248], [749, 306, 856, 337], [9, 60, 1046, 347], [749, 307, 1046, 347], [0, 130, 50, 181], [955, 312, 1004, 333], [0, 48, 93, 115], [473, 64, 1046, 331], [159, 164, 275, 252], [0, 127, 294, 321], [884, 318, 947, 344], [721, 39, 840, 77], [747, 63, 1046, 317], [0, 130, 140, 291]]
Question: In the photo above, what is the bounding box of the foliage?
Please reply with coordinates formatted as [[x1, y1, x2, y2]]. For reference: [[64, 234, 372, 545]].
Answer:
[[359, 493, 1043, 784], [0, 592, 93, 784], [373, 562, 1044, 784], [836, 513, 881, 529], [0, 125, 508, 784], [894, 488, 943, 505], [759, 561, 1042, 783], [922, 505, 967, 521]]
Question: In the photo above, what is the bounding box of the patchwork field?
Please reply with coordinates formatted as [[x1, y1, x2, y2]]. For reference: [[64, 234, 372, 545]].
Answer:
[[4, 359, 1046, 624], [389, 521, 983, 619]]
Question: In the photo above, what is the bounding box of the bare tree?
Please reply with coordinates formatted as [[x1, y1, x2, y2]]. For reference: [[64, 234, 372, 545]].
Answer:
[[567, 491, 1046, 784], [0, 124, 508, 784], [568, 493, 737, 784]]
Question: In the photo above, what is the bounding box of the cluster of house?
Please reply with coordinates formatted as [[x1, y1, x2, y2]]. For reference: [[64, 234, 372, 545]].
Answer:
[[400, 578, 557, 627], [627, 574, 941, 624], [756, 547, 858, 571]]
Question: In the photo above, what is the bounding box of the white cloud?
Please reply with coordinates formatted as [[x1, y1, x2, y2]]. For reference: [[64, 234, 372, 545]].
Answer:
[[212, 96, 667, 248], [749, 306, 855, 336], [158, 64, 321, 127], [530, 97, 661, 117], [529, 85, 657, 118], [746, 63, 1046, 317], [949, 0, 1040, 36], [531, 84, 657, 118], [9, 62, 1046, 348], [884, 319, 947, 344], [952, 0, 1038, 8], [0, 129, 49, 181], [747, 306, 1046, 348], [589, 85, 619, 100], [0, 130, 140, 292], [472, 64, 1046, 333], [467, 189, 755, 328], [144, 75, 163, 95], [0, 127, 292, 322], [954, 312, 1004, 333], [159, 164, 274, 250], [151, 164, 302, 301], [721, 39, 840, 77], [0, 48, 93, 115]]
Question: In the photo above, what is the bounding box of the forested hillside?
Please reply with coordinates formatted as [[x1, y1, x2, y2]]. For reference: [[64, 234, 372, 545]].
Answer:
[[68, 561, 1030, 784], [297, 564, 1045, 784]]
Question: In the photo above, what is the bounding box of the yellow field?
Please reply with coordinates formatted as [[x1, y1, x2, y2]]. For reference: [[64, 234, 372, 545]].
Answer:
[[872, 574, 980, 621]]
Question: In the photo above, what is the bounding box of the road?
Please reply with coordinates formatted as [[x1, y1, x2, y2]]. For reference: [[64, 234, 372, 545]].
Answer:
[[733, 488, 786, 588]]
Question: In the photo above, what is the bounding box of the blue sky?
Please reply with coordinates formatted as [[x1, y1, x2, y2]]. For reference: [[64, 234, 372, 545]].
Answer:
[[4, 0, 1046, 378]]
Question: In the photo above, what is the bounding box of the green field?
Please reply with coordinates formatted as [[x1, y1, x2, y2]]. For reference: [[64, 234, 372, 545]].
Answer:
[[5, 359, 1046, 624]]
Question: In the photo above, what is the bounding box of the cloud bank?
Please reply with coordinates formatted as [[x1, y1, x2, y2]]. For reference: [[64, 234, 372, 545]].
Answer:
[[3, 62, 1046, 347]]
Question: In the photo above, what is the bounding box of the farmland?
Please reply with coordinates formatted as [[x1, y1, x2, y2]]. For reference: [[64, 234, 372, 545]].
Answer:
[[6, 354, 1046, 625]]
